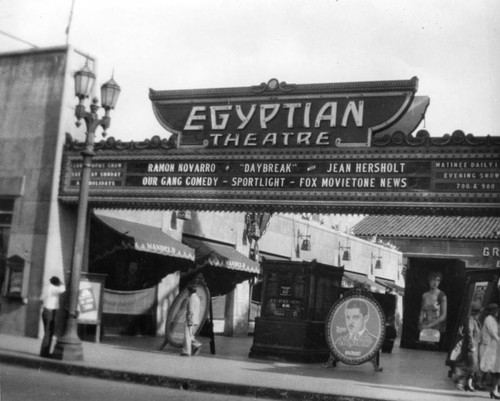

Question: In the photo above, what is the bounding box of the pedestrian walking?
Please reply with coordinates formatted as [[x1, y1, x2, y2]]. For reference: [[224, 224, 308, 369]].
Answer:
[[452, 302, 482, 391], [468, 303, 484, 390], [40, 276, 65, 358], [181, 284, 202, 356], [478, 303, 499, 397]]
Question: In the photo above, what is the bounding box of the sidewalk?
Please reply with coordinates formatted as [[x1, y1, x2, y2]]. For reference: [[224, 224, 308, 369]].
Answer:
[[0, 333, 489, 401]]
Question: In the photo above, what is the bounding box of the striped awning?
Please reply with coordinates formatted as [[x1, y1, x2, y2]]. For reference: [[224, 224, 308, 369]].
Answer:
[[95, 215, 195, 261], [183, 237, 261, 274]]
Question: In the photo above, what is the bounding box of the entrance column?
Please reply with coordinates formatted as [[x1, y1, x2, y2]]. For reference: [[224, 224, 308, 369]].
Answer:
[[224, 280, 250, 337]]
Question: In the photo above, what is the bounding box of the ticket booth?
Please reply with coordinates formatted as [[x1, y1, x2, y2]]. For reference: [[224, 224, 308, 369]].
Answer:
[[250, 259, 343, 362]]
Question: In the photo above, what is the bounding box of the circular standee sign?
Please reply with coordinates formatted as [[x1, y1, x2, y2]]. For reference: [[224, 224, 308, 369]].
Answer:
[[325, 291, 386, 365], [165, 282, 210, 348]]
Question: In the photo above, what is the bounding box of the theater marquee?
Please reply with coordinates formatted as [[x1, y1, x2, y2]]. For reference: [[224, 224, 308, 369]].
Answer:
[[59, 78, 500, 215], [60, 132, 500, 215], [149, 77, 419, 148]]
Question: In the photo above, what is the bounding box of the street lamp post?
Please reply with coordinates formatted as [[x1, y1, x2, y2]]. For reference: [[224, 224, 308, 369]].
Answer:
[[52, 64, 120, 361]]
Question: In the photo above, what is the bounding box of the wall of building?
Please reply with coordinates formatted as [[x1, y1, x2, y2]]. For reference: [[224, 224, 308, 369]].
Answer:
[[0, 46, 99, 337], [259, 214, 404, 287]]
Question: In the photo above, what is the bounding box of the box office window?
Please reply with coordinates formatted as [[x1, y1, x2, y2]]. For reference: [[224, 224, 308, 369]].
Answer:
[[263, 271, 309, 319]]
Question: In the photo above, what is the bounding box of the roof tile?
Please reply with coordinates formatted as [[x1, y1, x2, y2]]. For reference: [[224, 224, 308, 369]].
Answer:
[[352, 216, 500, 239]]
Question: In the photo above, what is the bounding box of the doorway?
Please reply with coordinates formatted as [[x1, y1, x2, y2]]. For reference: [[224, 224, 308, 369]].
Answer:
[[400, 257, 466, 351]]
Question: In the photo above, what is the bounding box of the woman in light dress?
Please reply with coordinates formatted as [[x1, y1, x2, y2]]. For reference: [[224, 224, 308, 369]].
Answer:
[[479, 303, 499, 398], [452, 302, 482, 391]]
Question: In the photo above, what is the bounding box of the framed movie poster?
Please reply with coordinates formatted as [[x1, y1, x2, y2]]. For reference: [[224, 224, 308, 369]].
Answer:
[[325, 290, 386, 365], [165, 280, 210, 348], [77, 273, 106, 342]]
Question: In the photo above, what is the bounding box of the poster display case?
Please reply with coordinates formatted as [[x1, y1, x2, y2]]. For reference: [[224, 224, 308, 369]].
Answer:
[[77, 273, 106, 342], [250, 259, 343, 362]]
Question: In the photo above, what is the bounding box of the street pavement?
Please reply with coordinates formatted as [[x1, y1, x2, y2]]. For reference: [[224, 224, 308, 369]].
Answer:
[[0, 333, 491, 400]]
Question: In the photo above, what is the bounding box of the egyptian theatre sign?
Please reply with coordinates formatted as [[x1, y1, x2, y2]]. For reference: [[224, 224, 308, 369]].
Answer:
[[60, 77, 500, 216]]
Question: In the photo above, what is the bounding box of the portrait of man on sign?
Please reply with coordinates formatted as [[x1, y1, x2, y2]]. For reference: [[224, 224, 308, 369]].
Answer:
[[326, 292, 385, 365], [335, 299, 377, 354]]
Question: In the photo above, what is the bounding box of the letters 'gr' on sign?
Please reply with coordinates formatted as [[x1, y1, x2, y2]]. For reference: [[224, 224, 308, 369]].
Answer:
[[149, 77, 419, 149]]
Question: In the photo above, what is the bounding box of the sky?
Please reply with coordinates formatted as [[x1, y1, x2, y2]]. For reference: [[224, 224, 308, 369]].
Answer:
[[1, 0, 499, 141]]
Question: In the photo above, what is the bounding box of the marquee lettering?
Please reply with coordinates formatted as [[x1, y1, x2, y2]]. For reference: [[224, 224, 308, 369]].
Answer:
[[184, 101, 365, 132], [326, 162, 407, 174], [210, 131, 333, 147], [243, 163, 293, 173], [436, 161, 499, 169], [63, 148, 499, 219]]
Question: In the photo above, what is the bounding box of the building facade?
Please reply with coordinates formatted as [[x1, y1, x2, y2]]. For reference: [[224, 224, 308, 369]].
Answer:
[[0, 47, 403, 341], [0, 46, 92, 336]]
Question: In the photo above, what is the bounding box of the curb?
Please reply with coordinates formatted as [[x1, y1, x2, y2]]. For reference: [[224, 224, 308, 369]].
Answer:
[[0, 350, 376, 401]]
